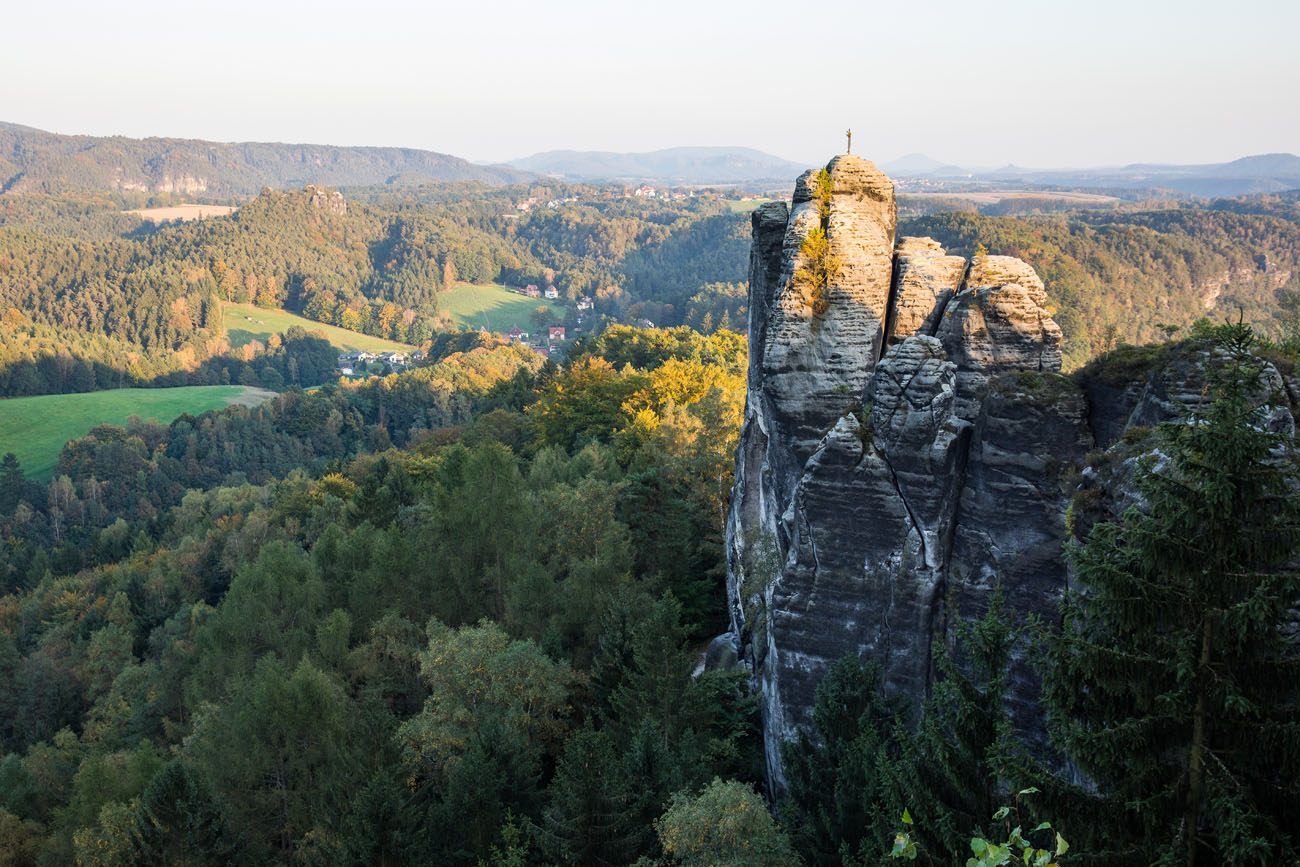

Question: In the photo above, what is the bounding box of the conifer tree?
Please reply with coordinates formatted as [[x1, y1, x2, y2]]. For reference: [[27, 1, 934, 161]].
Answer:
[[0, 453, 25, 515], [873, 593, 1023, 864], [781, 656, 893, 864], [132, 761, 242, 865], [1047, 323, 1300, 864], [782, 598, 1025, 866], [540, 726, 646, 865]]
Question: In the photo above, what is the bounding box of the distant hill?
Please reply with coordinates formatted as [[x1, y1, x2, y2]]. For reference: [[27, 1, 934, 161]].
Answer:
[[881, 153, 968, 177], [982, 153, 1300, 197], [506, 146, 809, 184], [881, 150, 1300, 196], [0, 122, 532, 198]]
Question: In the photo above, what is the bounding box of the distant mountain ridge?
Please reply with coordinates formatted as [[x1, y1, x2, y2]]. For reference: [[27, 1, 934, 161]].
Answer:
[[506, 146, 810, 184], [0, 122, 532, 198], [884, 150, 1300, 196]]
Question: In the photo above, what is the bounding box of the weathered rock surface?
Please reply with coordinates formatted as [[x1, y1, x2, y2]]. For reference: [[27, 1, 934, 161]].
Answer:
[[727, 156, 1300, 793], [947, 372, 1092, 746], [726, 156, 1083, 792], [887, 237, 967, 342], [936, 257, 1064, 421], [759, 156, 896, 474]]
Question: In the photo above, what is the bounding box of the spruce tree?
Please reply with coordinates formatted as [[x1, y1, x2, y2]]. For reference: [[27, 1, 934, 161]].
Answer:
[[540, 726, 646, 865], [1047, 323, 1300, 865], [781, 656, 895, 864], [0, 453, 24, 515], [132, 761, 242, 865], [873, 593, 1023, 864], [782, 597, 1027, 866]]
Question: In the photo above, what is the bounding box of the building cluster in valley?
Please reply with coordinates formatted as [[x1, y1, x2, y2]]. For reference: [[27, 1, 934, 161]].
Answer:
[[505, 323, 569, 358], [518, 283, 562, 300], [630, 185, 692, 200], [336, 349, 424, 377], [511, 185, 698, 216]]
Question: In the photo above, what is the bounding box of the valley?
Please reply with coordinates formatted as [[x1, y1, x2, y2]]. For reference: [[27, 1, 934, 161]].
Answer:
[[3, 0, 1297, 861], [0, 136, 1297, 867]]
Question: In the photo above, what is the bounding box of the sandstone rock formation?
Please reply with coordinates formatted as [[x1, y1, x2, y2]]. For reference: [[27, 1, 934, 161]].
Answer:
[[725, 155, 1086, 791], [725, 155, 1300, 794], [886, 237, 966, 342]]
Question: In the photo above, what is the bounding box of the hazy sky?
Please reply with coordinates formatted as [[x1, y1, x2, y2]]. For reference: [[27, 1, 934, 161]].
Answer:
[[3, 0, 1296, 168]]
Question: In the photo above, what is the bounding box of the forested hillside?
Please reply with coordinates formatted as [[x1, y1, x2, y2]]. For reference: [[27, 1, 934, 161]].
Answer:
[[0, 184, 753, 396], [0, 122, 531, 197], [2, 155, 1299, 864], [904, 206, 1300, 367], [4, 178, 1298, 401], [0, 327, 762, 864]]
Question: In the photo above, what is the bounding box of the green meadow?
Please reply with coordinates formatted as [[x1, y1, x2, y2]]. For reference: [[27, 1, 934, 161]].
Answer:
[[222, 304, 412, 353], [0, 386, 275, 479], [439, 283, 565, 332]]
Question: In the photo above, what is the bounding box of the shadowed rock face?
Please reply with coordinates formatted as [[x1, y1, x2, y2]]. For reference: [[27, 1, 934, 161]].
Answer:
[[724, 156, 1300, 794], [724, 155, 1086, 793]]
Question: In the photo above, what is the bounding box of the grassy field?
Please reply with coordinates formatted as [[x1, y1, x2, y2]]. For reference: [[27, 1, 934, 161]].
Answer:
[[724, 198, 775, 213], [125, 204, 238, 222], [440, 283, 564, 332], [223, 304, 412, 353], [0, 386, 276, 479]]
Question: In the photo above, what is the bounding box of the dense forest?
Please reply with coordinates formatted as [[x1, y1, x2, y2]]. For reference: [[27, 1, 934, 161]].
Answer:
[[1, 322, 1297, 865], [1, 168, 1299, 863], [0, 326, 762, 865], [0, 183, 751, 396]]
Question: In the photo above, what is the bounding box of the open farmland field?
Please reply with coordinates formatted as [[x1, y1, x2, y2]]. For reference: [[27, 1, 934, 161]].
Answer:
[[901, 190, 1120, 206], [440, 283, 565, 332], [125, 204, 238, 222], [222, 304, 413, 353], [724, 198, 775, 213], [0, 385, 276, 479]]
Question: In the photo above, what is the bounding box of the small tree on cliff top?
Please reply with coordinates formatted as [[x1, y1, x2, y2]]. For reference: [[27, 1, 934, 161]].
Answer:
[[796, 168, 839, 317], [1047, 322, 1300, 865]]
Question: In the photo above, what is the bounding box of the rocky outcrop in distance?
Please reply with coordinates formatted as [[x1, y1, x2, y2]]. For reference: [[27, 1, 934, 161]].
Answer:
[[720, 154, 1299, 792]]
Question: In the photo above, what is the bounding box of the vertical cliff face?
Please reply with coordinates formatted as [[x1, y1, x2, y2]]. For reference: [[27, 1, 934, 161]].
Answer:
[[725, 155, 1087, 790]]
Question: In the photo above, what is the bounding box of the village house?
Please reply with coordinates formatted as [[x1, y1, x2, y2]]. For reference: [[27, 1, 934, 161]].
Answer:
[[548, 325, 566, 343], [576, 296, 594, 311], [544, 285, 560, 300], [507, 326, 529, 342], [633, 184, 656, 197], [522, 284, 541, 298]]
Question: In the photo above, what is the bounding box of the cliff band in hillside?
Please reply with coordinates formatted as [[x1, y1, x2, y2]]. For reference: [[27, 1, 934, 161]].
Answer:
[[724, 154, 1084, 792]]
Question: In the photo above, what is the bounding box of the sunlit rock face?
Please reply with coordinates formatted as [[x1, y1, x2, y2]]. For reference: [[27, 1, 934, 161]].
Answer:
[[724, 155, 1086, 792]]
